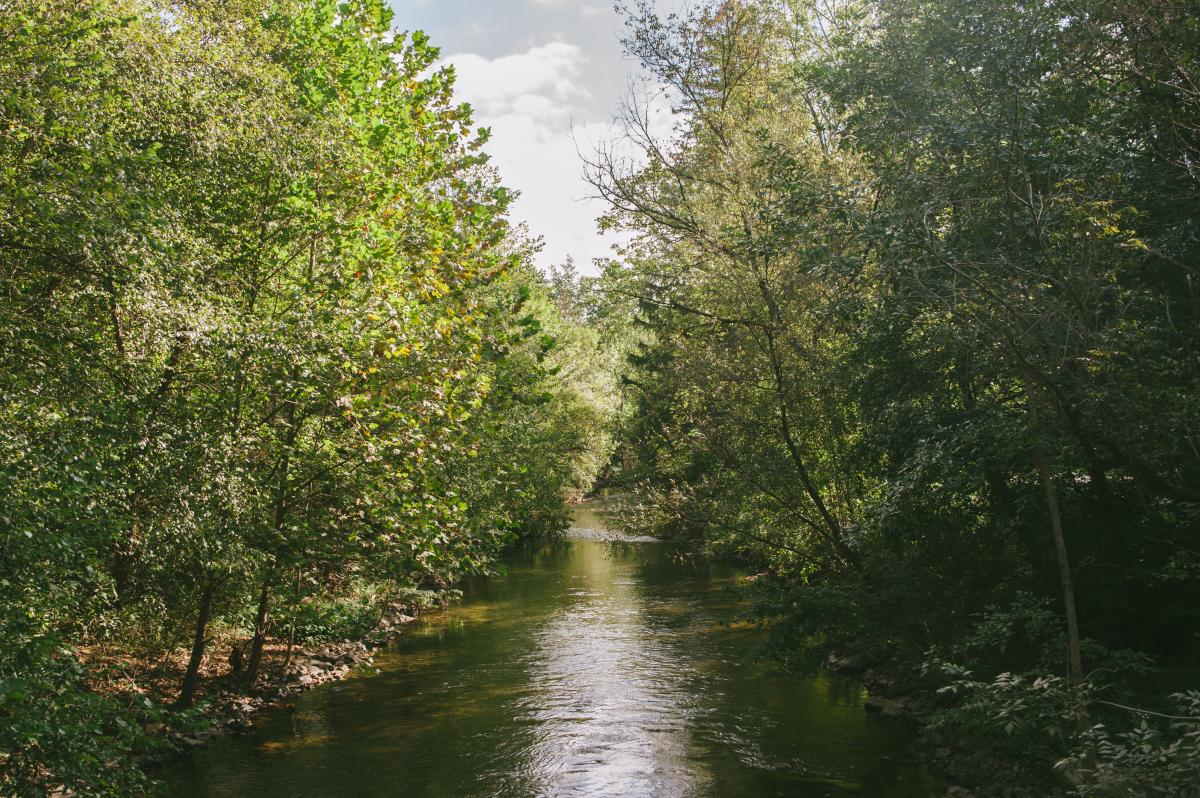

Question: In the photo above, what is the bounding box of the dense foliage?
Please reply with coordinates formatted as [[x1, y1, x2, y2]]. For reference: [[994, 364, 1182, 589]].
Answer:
[[594, 0, 1200, 793], [0, 0, 606, 793], [5, 0, 1198, 793]]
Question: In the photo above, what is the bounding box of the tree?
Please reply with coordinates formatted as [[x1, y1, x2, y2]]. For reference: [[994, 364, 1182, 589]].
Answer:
[[598, 0, 1200, 789], [0, 0, 596, 790]]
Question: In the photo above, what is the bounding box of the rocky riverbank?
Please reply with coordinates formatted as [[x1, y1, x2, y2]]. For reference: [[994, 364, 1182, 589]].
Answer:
[[139, 609, 422, 766]]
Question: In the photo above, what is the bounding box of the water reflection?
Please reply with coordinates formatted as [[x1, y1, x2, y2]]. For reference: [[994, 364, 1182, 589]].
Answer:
[[520, 537, 704, 797], [163, 505, 939, 797]]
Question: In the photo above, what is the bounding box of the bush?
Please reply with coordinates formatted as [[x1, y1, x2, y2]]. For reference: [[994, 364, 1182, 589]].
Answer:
[[281, 582, 449, 644], [0, 625, 162, 796], [285, 586, 387, 644], [1059, 692, 1200, 798], [922, 597, 1196, 795]]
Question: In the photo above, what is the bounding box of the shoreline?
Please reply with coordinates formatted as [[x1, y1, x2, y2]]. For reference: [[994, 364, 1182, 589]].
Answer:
[[125, 601, 442, 770], [829, 653, 1052, 798], [142, 559, 963, 796]]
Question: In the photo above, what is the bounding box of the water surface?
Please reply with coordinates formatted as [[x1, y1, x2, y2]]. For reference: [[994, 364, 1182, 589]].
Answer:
[[166, 505, 939, 797]]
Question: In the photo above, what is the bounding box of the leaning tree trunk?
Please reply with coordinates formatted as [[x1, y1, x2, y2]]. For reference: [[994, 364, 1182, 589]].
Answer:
[[281, 566, 301, 673], [175, 580, 215, 709], [1023, 372, 1087, 717], [1035, 443, 1086, 719], [243, 577, 272, 685], [245, 393, 297, 684]]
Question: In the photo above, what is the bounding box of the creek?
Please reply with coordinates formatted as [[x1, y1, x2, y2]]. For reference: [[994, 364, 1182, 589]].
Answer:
[[165, 504, 939, 797]]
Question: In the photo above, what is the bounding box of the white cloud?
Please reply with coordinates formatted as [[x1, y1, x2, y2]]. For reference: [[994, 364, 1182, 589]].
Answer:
[[525, 0, 606, 9], [438, 43, 623, 274], [447, 43, 589, 119]]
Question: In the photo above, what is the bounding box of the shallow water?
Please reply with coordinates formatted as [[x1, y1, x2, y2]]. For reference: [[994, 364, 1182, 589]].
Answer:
[[164, 504, 939, 797]]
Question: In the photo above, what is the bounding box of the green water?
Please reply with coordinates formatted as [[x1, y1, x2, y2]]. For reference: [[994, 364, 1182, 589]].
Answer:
[[165, 505, 940, 797]]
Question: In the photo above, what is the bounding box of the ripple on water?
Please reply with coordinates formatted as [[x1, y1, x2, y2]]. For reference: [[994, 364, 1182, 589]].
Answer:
[[161, 507, 940, 798], [565, 526, 660, 543]]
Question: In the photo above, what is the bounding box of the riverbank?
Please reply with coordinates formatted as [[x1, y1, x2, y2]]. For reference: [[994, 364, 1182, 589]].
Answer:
[[77, 596, 452, 773], [160, 529, 941, 798], [827, 653, 1051, 798]]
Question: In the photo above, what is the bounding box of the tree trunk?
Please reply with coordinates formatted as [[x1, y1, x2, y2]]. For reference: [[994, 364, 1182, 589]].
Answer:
[[281, 622, 296, 674], [175, 581, 215, 709], [245, 387, 296, 684], [1023, 369, 1087, 714], [281, 566, 301, 673], [243, 578, 272, 685], [1035, 444, 1086, 713], [763, 325, 859, 569]]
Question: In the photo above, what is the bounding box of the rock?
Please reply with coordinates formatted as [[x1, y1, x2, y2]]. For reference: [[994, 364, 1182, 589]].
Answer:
[[827, 651, 875, 673], [138, 752, 172, 767], [939, 753, 997, 789], [863, 696, 911, 719]]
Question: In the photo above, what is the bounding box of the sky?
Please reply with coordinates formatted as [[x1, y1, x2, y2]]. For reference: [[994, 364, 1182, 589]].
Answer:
[[395, 0, 661, 274]]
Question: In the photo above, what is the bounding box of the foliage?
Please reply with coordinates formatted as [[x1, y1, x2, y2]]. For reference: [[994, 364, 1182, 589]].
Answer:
[[1062, 693, 1200, 798], [595, 0, 1200, 791], [930, 670, 1083, 763], [280, 581, 448, 644], [0, 625, 163, 796], [0, 0, 610, 791], [447, 251, 619, 540]]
